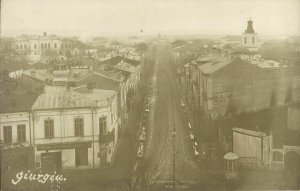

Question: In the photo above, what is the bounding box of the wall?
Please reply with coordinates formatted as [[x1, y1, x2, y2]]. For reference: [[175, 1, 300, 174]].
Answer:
[[287, 106, 300, 131], [233, 131, 262, 161], [0, 112, 31, 145]]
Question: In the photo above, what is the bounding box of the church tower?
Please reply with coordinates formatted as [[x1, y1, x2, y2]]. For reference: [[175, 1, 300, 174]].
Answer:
[[242, 19, 258, 49]]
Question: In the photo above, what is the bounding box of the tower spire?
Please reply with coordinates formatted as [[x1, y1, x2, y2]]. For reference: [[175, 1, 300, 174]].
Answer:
[[245, 19, 255, 33]]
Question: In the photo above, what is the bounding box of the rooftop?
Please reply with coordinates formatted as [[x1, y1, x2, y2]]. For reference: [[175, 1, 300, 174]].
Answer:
[[251, 59, 288, 69], [32, 86, 116, 110], [196, 57, 233, 74]]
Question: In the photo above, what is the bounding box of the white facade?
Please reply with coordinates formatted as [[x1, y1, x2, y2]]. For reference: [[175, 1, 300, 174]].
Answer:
[[32, 87, 119, 170], [0, 112, 32, 147], [242, 33, 258, 49]]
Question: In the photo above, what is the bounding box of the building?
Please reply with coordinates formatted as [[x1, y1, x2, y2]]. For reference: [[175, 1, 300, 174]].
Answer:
[[13, 33, 80, 62], [31, 86, 119, 170], [242, 19, 259, 51], [76, 70, 127, 131], [0, 76, 39, 148]]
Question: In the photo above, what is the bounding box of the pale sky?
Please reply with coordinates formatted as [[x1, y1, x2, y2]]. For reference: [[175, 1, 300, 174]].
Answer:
[[1, 0, 300, 37]]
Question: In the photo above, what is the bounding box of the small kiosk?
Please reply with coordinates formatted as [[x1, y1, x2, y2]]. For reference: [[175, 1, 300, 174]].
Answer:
[[224, 152, 239, 180]]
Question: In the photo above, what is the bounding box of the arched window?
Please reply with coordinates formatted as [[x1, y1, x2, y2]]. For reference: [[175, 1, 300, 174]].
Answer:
[[244, 37, 247, 44], [273, 151, 283, 162], [252, 37, 255, 44]]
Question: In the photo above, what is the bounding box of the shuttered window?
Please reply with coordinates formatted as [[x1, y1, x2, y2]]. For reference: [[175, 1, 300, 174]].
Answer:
[[74, 118, 84, 137], [3, 126, 12, 144], [17, 124, 26, 142], [44, 119, 54, 138]]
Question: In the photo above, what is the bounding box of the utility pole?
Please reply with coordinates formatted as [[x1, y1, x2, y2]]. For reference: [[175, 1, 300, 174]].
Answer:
[[172, 127, 176, 191]]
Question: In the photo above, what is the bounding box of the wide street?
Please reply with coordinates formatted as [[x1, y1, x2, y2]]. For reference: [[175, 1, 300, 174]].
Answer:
[[129, 41, 226, 191], [146, 42, 200, 182]]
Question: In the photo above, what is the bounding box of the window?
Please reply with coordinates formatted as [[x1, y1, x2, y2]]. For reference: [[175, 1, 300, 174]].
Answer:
[[54, 43, 57, 48], [34, 44, 37, 49], [75, 148, 88, 166], [74, 118, 84, 136], [244, 37, 247, 44], [252, 37, 255, 44], [48, 43, 50, 48], [24, 45, 27, 49], [99, 116, 107, 135], [20, 45, 23, 49], [41, 44, 44, 49], [17, 124, 26, 142], [273, 151, 283, 162], [3, 126, 12, 144], [16, 45, 18, 49], [44, 119, 54, 138]]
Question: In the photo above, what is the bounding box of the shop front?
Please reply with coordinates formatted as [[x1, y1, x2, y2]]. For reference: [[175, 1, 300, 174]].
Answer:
[[36, 142, 97, 170]]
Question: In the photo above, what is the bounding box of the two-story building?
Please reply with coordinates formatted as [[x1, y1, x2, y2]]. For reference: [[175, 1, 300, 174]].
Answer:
[[31, 86, 118, 170]]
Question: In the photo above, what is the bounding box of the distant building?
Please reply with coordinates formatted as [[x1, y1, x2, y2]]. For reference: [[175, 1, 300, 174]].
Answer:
[[242, 19, 259, 51], [13, 32, 80, 62], [32, 86, 119, 170]]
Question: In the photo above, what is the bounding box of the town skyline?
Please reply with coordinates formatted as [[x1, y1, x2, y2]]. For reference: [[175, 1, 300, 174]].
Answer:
[[1, 0, 300, 38]]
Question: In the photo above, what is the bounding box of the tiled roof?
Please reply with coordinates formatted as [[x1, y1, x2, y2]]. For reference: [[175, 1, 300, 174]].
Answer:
[[32, 86, 116, 110]]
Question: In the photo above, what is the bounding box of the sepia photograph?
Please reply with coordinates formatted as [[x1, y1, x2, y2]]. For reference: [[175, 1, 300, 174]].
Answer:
[[0, 0, 300, 190]]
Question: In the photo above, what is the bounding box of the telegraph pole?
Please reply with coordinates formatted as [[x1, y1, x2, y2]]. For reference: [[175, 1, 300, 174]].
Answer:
[[172, 127, 176, 191]]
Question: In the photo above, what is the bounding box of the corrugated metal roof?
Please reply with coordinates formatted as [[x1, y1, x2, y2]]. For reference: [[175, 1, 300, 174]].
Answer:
[[32, 86, 116, 110]]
